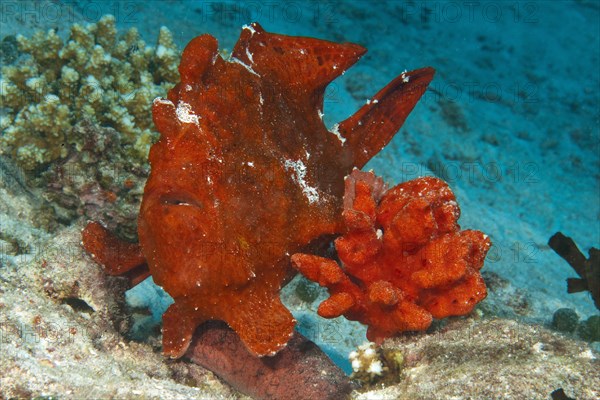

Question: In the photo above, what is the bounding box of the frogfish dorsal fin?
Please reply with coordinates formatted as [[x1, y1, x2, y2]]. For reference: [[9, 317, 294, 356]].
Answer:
[[340, 67, 435, 168], [231, 22, 366, 93]]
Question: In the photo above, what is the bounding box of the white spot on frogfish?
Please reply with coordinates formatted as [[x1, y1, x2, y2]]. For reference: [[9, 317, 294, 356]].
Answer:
[[284, 159, 320, 204], [328, 123, 346, 144], [176, 101, 200, 125]]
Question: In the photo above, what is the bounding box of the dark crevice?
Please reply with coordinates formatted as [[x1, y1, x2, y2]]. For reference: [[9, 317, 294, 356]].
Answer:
[[62, 297, 95, 314]]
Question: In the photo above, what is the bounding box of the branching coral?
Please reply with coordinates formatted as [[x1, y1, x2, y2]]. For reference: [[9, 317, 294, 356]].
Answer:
[[0, 15, 179, 171], [292, 169, 491, 343]]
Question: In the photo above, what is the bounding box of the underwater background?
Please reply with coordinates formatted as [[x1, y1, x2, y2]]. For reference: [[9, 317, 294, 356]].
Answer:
[[1, 1, 598, 399]]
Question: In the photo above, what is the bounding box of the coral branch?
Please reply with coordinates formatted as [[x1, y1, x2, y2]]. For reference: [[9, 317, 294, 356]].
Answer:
[[292, 169, 491, 343], [549, 232, 600, 310]]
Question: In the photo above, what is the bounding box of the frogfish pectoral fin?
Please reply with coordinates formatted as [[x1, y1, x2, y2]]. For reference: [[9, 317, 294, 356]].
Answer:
[[162, 301, 206, 359], [81, 221, 149, 286], [225, 291, 296, 357]]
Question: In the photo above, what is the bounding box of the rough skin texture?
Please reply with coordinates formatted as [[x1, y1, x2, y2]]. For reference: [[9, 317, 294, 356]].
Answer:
[[82, 22, 435, 358], [292, 169, 491, 343]]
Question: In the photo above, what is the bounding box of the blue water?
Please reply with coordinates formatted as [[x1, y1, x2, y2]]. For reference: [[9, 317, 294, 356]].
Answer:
[[8, 0, 599, 374]]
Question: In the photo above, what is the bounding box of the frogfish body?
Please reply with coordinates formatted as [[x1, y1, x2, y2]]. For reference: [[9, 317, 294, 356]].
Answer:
[[82, 22, 435, 357]]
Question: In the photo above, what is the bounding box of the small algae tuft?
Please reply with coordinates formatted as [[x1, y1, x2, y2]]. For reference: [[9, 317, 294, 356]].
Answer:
[[552, 308, 580, 333], [578, 315, 600, 342], [294, 277, 321, 303]]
